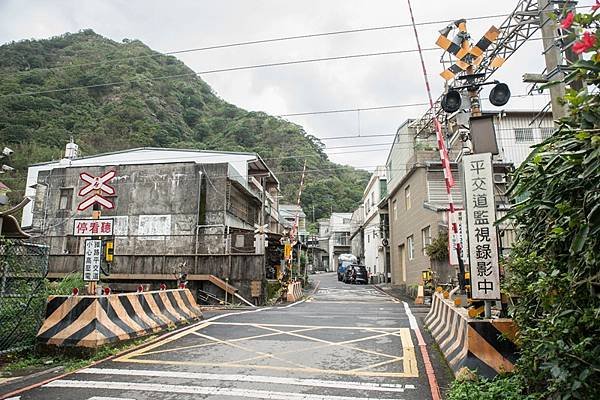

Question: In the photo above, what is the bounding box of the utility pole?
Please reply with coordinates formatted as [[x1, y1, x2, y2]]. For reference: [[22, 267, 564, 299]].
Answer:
[[537, 0, 568, 120]]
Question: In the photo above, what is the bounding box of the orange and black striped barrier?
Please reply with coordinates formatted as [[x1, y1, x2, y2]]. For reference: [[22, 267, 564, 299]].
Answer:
[[286, 280, 303, 302], [425, 292, 518, 377], [37, 289, 202, 348]]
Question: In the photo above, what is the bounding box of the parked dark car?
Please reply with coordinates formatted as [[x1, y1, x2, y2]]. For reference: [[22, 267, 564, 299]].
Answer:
[[343, 264, 368, 284]]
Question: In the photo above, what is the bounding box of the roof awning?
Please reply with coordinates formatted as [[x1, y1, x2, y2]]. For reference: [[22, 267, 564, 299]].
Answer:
[[0, 198, 32, 239]]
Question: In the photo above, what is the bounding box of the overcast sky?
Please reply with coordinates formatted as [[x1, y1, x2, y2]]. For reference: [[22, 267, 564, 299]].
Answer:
[[0, 0, 592, 171]]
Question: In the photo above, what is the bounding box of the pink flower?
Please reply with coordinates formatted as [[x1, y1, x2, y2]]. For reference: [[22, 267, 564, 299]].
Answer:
[[593, 1, 600, 11], [573, 31, 597, 54], [561, 12, 574, 29]]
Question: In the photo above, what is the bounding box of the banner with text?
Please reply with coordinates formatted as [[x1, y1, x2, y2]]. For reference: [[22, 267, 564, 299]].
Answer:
[[449, 209, 469, 266], [83, 239, 102, 281], [463, 153, 500, 300]]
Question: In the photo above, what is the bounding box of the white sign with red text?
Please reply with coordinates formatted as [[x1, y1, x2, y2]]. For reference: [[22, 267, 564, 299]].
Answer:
[[73, 218, 114, 236]]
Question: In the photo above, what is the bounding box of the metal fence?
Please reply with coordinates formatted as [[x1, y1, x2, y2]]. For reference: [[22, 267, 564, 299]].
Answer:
[[0, 239, 49, 354]]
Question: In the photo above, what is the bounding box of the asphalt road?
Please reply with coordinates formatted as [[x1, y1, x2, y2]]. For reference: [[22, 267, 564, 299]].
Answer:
[[10, 273, 446, 400]]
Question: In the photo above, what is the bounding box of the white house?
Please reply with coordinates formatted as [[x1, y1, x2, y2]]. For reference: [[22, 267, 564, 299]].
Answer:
[[361, 166, 387, 276]]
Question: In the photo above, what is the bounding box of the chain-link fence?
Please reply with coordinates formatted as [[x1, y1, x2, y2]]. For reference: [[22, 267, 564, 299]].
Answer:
[[0, 239, 49, 354]]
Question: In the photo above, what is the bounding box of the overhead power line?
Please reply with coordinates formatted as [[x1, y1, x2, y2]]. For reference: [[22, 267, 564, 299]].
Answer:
[[5, 12, 514, 76], [0, 47, 438, 98], [276, 93, 549, 118]]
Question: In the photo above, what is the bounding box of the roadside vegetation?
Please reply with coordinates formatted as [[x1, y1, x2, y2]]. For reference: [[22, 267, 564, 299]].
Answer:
[[449, 6, 599, 399]]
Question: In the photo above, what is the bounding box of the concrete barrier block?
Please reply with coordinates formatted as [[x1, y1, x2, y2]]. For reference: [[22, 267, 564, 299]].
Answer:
[[36, 289, 202, 348]]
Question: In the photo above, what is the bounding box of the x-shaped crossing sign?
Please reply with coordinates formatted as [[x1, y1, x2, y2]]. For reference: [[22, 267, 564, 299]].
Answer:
[[77, 170, 116, 211]]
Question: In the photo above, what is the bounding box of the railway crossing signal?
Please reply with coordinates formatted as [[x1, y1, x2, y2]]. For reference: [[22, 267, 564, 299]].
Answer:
[[77, 170, 116, 211]]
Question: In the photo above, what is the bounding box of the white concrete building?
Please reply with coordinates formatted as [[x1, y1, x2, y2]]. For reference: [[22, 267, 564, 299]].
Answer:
[[361, 166, 387, 276], [317, 213, 352, 272]]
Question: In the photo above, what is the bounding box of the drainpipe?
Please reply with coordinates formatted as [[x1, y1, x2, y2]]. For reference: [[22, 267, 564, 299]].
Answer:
[[194, 171, 203, 271]]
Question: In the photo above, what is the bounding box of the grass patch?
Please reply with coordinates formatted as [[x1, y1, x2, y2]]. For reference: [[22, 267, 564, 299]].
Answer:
[[0, 334, 157, 377], [448, 372, 537, 400]]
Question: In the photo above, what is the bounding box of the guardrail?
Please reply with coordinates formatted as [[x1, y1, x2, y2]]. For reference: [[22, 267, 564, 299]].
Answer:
[[424, 292, 518, 377]]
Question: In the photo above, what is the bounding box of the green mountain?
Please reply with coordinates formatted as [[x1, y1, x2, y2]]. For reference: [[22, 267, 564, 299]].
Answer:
[[0, 30, 369, 221]]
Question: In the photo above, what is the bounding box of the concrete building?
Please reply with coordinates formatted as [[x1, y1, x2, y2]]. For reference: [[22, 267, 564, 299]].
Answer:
[[315, 213, 353, 272], [23, 147, 281, 303], [326, 213, 353, 272], [349, 205, 364, 262], [278, 204, 308, 243], [361, 166, 387, 277], [384, 111, 552, 287]]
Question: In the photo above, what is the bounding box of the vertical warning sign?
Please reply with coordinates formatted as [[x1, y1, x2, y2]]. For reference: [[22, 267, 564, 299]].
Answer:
[[83, 239, 102, 282], [463, 153, 500, 300]]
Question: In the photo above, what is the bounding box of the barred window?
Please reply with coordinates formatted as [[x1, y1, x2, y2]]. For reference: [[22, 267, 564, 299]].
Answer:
[[514, 128, 534, 143], [540, 127, 554, 140]]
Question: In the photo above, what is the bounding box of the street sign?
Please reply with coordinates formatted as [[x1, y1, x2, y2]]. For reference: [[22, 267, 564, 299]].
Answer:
[[448, 210, 469, 265], [463, 153, 500, 300], [284, 242, 292, 260], [83, 239, 102, 281], [77, 170, 116, 211], [73, 218, 114, 236]]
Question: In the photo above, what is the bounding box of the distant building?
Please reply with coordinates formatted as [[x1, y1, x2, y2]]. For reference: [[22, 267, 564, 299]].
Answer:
[[349, 205, 364, 263], [23, 146, 280, 302], [361, 166, 387, 277], [319, 213, 353, 272], [278, 204, 308, 243]]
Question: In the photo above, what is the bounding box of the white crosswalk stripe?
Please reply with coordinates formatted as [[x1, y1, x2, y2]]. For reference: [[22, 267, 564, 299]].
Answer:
[[45, 379, 409, 400], [79, 368, 415, 393]]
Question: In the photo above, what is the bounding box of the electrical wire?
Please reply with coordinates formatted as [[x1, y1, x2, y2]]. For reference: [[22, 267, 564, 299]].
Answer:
[[3, 11, 516, 76], [10, 137, 554, 188], [277, 93, 549, 119], [0, 47, 439, 98]]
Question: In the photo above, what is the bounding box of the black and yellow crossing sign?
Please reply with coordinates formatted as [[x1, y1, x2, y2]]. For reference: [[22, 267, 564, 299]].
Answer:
[[436, 19, 505, 81]]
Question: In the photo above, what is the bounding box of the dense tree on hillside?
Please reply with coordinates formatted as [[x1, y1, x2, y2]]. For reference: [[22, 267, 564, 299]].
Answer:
[[0, 30, 369, 219]]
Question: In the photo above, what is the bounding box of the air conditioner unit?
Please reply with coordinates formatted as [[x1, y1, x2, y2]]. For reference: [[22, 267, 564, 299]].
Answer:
[[493, 173, 507, 184]]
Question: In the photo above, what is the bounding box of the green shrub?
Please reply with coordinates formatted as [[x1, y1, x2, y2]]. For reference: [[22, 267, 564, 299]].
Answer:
[[448, 374, 537, 400]]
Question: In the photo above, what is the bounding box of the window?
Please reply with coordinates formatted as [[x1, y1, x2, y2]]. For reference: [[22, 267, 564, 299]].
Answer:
[[407, 235, 414, 260], [405, 186, 411, 210], [514, 128, 534, 143], [393, 200, 398, 220], [540, 127, 554, 140], [367, 234, 370, 243], [59, 188, 73, 210], [371, 191, 375, 206], [422, 226, 432, 256]]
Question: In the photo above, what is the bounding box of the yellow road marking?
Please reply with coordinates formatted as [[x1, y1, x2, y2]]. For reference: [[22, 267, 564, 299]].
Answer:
[[116, 322, 208, 362], [400, 328, 419, 376], [190, 331, 308, 370], [252, 325, 405, 360], [208, 322, 403, 330], [117, 321, 419, 378], [120, 357, 419, 378], [141, 327, 320, 356]]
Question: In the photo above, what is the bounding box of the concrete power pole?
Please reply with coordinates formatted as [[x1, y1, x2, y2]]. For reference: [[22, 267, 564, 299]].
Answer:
[[537, 0, 568, 121]]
